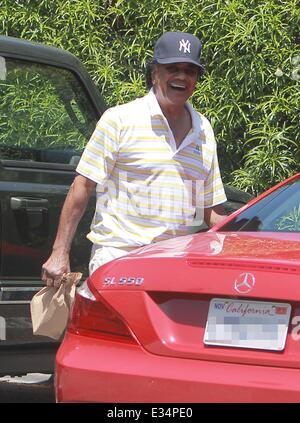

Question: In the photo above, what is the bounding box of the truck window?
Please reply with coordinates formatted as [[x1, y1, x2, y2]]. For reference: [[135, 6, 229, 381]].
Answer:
[[0, 57, 99, 165]]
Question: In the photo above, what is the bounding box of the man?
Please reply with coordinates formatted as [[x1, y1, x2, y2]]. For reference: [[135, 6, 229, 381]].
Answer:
[[42, 31, 227, 287]]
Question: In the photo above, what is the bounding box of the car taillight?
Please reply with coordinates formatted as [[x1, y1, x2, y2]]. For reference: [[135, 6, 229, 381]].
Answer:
[[68, 280, 136, 343]]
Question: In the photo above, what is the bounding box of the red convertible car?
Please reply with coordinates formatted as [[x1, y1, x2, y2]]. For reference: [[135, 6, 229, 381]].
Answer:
[[56, 173, 300, 403]]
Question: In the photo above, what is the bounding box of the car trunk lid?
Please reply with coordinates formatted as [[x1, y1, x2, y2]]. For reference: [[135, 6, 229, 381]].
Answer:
[[91, 232, 300, 369]]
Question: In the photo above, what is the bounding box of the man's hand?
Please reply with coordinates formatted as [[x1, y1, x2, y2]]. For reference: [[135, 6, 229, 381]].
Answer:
[[204, 204, 227, 228], [41, 251, 70, 287], [41, 175, 96, 288]]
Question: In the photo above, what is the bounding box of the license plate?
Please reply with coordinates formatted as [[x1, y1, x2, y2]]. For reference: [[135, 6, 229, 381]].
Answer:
[[204, 298, 291, 351]]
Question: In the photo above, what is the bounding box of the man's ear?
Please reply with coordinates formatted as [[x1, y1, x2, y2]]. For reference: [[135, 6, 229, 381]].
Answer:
[[151, 64, 158, 87]]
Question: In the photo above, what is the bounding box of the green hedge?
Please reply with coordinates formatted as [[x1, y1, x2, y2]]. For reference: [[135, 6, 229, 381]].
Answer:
[[0, 0, 299, 194]]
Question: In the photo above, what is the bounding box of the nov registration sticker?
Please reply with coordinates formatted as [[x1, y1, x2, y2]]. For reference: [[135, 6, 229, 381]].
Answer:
[[204, 298, 291, 351]]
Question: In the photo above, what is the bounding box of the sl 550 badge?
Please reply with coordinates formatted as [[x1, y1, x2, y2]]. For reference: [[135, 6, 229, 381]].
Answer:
[[103, 276, 144, 286]]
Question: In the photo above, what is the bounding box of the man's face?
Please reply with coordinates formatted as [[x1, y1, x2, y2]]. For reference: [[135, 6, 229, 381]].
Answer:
[[152, 62, 199, 110]]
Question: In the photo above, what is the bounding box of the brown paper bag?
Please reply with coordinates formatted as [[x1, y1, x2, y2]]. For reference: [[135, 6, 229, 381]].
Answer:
[[30, 272, 82, 340]]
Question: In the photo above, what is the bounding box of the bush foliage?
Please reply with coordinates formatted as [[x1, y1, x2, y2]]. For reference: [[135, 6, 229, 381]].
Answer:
[[0, 0, 299, 194]]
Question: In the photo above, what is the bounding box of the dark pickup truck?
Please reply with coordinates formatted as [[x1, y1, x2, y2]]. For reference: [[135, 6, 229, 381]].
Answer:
[[0, 35, 252, 377]]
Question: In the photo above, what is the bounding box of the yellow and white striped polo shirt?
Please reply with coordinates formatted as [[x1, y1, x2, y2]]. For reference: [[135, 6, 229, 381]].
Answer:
[[76, 89, 226, 248]]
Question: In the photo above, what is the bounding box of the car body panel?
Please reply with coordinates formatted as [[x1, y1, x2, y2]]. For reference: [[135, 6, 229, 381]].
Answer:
[[56, 332, 300, 403], [88, 232, 300, 368], [56, 173, 300, 402]]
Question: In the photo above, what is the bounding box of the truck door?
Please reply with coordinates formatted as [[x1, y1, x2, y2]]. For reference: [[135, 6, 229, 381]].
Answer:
[[0, 55, 99, 374]]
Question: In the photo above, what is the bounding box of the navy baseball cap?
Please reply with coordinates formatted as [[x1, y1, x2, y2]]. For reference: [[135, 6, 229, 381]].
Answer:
[[153, 31, 204, 71]]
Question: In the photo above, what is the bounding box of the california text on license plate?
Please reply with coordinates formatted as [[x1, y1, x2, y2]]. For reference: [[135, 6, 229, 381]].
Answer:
[[204, 298, 291, 351]]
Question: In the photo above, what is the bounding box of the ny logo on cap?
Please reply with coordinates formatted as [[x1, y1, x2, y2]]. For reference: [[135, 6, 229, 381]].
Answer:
[[179, 39, 191, 54]]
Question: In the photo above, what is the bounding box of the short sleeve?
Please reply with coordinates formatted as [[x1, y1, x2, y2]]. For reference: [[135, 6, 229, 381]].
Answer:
[[202, 122, 227, 207], [76, 108, 120, 185]]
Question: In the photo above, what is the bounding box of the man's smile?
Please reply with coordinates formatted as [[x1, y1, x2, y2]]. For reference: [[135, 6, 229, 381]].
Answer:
[[169, 82, 187, 91]]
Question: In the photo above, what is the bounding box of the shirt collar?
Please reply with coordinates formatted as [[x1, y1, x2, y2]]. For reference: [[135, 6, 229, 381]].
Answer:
[[146, 88, 203, 136], [146, 88, 164, 117], [185, 101, 203, 135]]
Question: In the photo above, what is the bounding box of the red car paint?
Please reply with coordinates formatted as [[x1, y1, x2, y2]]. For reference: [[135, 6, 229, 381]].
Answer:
[[56, 173, 300, 402]]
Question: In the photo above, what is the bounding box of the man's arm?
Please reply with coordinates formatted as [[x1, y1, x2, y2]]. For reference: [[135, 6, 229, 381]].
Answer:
[[41, 175, 96, 287], [204, 204, 227, 228]]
